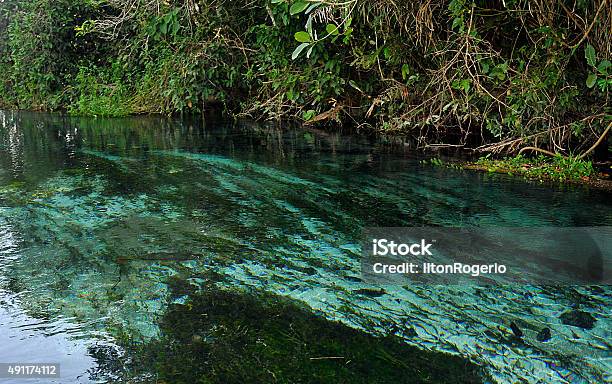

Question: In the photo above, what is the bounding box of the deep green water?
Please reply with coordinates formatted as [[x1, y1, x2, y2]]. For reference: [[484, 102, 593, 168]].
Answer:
[[0, 111, 610, 383]]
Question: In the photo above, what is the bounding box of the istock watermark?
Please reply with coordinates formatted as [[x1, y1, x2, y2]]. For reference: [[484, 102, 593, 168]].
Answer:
[[370, 261, 506, 276], [362, 227, 611, 285], [371, 239, 433, 256]]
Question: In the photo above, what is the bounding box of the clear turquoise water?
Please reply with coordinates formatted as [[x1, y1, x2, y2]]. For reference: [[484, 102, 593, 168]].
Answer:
[[0, 110, 610, 383]]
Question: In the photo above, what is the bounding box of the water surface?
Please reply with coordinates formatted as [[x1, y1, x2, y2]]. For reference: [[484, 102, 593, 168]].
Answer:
[[0, 111, 610, 383]]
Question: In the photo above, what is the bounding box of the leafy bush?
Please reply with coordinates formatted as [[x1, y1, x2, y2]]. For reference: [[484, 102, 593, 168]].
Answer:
[[0, 0, 609, 155], [68, 63, 131, 117], [0, 0, 106, 109]]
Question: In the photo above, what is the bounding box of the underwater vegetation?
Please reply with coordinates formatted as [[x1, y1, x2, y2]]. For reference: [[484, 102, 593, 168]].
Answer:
[[114, 288, 487, 383], [0, 112, 610, 383]]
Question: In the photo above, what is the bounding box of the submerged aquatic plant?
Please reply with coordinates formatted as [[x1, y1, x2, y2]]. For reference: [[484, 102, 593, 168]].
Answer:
[[118, 288, 487, 384]]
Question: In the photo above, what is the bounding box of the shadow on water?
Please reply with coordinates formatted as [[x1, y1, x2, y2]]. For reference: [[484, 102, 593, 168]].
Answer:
[[94, 284, 487, 384]]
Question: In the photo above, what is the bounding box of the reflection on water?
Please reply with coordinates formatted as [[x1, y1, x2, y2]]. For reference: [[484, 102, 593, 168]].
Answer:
[[0, 293, 100, 384], [0, 110, 610, 383]]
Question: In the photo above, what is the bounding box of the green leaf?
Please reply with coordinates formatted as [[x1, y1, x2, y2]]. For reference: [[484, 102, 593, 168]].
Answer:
[[586, 73, 597, 88], [383, 47, 391, 60], [452, 17, 464, 31], [291, 42, 309, 60], [325, 24, 339, 35], [305, 3, 319, 14], [480, 61, 489, 74], [584, 44, 596, 67], [597, 60, 611, 74], [294, 31, 311, 43], [305, 15, 313, 34], [303, 109, 316, 121], [348, 80, 363, 93], [286, 89, 297, 101], [401, 64, 409, 80], [306, 45, 314, 58], [290, 1, 309, 15], [171, 21, 180, 36]]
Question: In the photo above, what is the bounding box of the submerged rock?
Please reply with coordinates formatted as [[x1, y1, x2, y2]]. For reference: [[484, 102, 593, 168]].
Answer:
[[509, 322, 523, 339], [404, 326, 418, 338], [559, 310, 597, 330], [352, 288, 386, 297], [536, 327, 552, 342]]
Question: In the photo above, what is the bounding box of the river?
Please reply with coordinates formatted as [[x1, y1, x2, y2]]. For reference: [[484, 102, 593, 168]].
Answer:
[[0, 111, 609, 383]]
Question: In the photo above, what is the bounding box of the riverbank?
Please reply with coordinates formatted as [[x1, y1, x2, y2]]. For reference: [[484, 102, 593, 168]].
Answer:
[[0, 1, 609, 157], [428, 154, 612, 191]]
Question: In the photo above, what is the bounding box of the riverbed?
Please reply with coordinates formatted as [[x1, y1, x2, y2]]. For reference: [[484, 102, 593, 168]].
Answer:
[[0, 111, 610, 383]]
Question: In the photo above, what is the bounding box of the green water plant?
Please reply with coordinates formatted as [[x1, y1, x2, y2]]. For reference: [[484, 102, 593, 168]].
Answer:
[[472, 154, 596, 182], [109, 288, 487, 384]]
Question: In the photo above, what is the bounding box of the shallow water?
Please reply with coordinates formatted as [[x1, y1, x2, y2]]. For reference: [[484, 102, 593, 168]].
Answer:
[[0, 110, 610, 383]]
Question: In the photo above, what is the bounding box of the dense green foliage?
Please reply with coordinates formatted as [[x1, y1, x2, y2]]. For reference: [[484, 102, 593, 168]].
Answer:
[[0, 0, 609, 154]]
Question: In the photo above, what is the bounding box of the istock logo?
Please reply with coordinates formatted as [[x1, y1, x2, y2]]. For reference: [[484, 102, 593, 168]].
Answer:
[[372, 239, 433, 256]]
